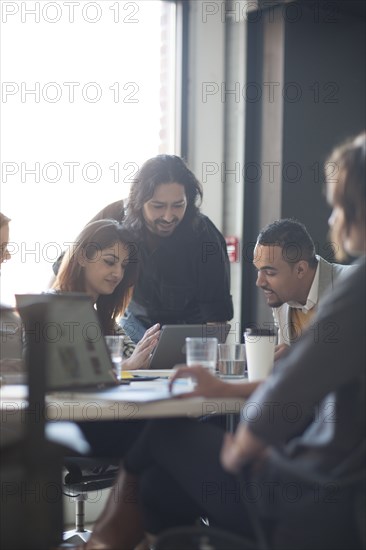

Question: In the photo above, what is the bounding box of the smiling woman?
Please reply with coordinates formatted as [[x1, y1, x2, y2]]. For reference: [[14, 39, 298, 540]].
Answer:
[[51, 218, 160, 370], [78, 241, 131, 302], [52, 220, 139, 334]]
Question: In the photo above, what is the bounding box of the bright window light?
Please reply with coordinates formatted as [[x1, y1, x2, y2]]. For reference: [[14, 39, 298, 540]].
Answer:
[[0, 0, 178, 305]]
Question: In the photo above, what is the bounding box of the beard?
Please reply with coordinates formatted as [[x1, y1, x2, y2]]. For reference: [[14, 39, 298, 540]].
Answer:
[[262, 289, 284, 308], [146, 218, 180, 237]]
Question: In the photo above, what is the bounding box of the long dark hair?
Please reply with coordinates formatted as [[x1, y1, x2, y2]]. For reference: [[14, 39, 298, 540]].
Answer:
[[87, 199, 125, 224], [124, 155, 203, 233], [52, 201, 125, 278], [52, 219, 139, 334]]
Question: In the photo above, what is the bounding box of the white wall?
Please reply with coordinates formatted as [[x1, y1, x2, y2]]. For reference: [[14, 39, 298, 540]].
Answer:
[[186, 1, 248, 341], [186, 0, 226, 229]]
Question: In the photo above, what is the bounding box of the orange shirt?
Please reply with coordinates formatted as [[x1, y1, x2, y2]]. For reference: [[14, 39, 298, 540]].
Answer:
[[290, 307, 317, 343]]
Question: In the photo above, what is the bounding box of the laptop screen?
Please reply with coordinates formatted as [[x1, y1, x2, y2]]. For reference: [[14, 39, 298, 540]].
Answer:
[[16, 293, 116, 391]]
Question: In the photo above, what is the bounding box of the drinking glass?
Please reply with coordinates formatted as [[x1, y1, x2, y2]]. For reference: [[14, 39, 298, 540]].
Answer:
[[105, 335, 124, 380], [185, 337, 218, 373], [218, 343, 246, 378]]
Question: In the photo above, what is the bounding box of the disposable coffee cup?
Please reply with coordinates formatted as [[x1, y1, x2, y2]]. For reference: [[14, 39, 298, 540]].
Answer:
[[244, 328, 276, 381]]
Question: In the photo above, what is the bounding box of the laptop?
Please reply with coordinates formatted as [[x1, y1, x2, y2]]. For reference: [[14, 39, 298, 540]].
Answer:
[[15, 293, 185, 400], [15, 293, 121, 393], [149, 323, 231, 370]]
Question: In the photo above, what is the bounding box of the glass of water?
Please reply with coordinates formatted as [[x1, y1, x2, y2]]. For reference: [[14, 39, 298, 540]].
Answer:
[[105, 335, 124, 380], [218, 343, 246, 378], [185, 337, 218, 373]]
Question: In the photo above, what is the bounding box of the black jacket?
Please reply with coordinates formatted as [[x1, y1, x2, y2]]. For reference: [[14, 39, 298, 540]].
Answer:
[[128, 214, 233, 327]]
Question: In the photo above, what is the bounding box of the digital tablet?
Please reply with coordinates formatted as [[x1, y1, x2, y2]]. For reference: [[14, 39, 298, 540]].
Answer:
[[149, 323, 231, 370]]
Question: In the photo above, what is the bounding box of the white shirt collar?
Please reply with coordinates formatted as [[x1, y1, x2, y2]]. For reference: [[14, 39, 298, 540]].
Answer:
[[287, 257, 320, 313]]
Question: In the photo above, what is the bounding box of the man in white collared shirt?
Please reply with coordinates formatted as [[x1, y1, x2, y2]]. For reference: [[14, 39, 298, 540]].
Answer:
[[253, 219, 353, 360]]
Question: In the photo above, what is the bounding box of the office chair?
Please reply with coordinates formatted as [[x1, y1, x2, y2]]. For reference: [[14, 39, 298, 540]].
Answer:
[[62, 458, 119, 544]]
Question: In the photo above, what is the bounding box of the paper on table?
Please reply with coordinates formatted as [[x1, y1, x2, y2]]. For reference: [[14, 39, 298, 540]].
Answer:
[[74, 378, 191, 402], [134, 369, 171, 378]]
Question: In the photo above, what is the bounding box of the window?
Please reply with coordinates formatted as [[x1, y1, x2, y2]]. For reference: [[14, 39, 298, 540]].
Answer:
[[1, 0, 179, 304]]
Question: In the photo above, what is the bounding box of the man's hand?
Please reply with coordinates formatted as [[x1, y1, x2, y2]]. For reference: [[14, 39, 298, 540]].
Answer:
[[169, 365, 230, 398], [220, 424, 267, 474], [220, 432, 245, 474], [169, 365, 262, 399]]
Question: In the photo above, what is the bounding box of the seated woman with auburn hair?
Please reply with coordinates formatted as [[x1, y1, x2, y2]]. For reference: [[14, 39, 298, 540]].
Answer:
[[52, 218, 159, 370]]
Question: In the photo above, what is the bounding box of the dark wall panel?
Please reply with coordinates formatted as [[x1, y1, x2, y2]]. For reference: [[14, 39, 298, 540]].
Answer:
[[282, 4, 366, 260], [242, 1, 366, 329]]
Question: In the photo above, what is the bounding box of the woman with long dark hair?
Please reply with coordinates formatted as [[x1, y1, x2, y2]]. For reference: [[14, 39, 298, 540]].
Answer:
[[52, 219, 159, 369]]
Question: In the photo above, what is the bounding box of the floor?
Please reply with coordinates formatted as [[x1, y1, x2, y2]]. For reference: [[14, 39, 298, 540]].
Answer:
[[57, 522, 94, 548]]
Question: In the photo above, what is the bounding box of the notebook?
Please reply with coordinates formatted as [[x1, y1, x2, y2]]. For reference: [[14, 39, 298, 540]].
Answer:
[[149, 323, 231, 370], [15, 293, 187, 401]]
